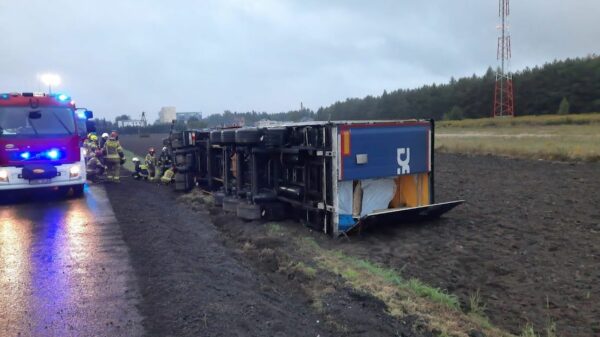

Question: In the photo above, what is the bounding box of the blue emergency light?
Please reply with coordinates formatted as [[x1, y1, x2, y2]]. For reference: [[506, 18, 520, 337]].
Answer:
[[20, 152, 31, 160], [57, 94, 70, 102], [46, 149, 60, 160]]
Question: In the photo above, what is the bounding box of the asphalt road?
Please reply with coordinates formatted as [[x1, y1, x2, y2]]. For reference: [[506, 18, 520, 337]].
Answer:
[[0, 185, 144, 337]]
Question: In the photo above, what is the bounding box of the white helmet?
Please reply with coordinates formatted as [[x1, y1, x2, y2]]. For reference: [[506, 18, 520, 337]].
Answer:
[[132, 157, 140, 162], [162, 146, 167, 152], [101, 133, 109, 139]]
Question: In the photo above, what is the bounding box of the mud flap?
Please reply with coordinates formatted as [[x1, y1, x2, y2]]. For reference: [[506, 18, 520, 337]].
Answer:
[[342, 200, 464, 235]]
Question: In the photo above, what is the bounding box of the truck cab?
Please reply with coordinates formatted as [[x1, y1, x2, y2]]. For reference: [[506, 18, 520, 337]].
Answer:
[[0, 92, 90, 195]]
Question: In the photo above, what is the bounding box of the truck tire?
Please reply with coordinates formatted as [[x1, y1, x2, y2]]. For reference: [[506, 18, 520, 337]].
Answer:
[[253, 191, 277, 203], [221, 129, 236, 144], [237, 203, 262, 221], [222, 196, 238, 213], [235, 128, 262, 144], [262, 127, 287, 148], [210, 130, 222, 144], [261, 202, 287, 221], [213, 191, 225, 206]]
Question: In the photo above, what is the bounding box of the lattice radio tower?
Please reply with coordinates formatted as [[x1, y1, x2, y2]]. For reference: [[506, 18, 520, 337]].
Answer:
[[493, 0, 514, 117]]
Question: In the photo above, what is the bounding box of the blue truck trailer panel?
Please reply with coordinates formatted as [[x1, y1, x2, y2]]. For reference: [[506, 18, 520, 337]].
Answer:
[[339, 122, 431, 181]]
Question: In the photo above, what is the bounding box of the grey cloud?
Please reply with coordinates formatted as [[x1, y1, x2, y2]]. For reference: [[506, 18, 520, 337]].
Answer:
[[0, 0, 598, 120]]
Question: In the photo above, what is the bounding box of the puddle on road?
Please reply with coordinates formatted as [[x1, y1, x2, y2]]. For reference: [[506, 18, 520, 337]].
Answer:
[[0, 186, 143, 337]]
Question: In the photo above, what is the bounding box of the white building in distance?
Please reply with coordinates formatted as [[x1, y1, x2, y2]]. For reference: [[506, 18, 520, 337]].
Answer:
[[158, 106, 176, 124]]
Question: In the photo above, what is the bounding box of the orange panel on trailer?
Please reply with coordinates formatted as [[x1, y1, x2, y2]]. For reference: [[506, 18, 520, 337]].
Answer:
[[389, 173, 430, 208]]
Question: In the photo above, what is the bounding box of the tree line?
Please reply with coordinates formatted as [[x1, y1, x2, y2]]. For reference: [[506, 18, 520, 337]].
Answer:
[[102, 55, 599, 132]]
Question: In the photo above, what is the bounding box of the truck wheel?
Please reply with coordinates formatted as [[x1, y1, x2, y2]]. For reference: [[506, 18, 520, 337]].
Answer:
[[210, 130, 222, 144], [237, 203, 262, 221], [263, 127, 287, 147], [221, 129, 237, 144], [213, 191, 225, 206], [235, 128, 262, 144], [253, 192, 277, 203], [261, 202, 287, 221], [222, 196, 238, 213]]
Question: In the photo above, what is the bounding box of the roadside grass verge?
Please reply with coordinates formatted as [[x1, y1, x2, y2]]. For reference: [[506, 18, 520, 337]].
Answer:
[[121, 148, 141, 172], [288, 235, 513, 337], [436, 115, 600, 162]]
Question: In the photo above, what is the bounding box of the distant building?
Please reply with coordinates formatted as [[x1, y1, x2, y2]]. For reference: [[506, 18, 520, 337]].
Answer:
[[118, 120, 142, 128], [176, 112, 202, 122], [158, 106, 177, 124]]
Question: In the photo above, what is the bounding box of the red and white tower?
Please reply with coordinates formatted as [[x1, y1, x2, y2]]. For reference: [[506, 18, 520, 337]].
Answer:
[[493, 0, 514, 117]]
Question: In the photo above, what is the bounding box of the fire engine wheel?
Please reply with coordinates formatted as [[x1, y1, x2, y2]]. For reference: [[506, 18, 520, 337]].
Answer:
[[63, 184, 84, 198], [221, 129, 237, 144], [236, 203, 262, 221], [235, 128, 262, 144], [213, 191, 225, 206], [222, 196, 239, 213], [260, 202, 287, 221]]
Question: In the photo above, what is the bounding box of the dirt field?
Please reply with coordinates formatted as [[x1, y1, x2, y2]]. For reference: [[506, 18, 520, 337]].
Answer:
[[334, 153, 600, 336], [105, 175, 431, 337], [120, 134, 168, 156], [116, 134, 600, 336]]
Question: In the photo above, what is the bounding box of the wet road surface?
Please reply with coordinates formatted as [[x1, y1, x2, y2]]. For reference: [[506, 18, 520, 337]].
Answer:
[[0, 185, 144, 337]]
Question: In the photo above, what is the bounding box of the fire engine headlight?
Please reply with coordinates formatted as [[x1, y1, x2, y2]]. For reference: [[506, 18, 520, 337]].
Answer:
[[69, 166, 81, 178], [0, 170, 9, 182]]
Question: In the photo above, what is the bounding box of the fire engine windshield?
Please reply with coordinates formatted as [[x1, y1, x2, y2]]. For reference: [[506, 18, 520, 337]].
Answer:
[[0, 107, 76, 137]]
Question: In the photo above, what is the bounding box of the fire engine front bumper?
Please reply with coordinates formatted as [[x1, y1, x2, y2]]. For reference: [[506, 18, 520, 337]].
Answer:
[[0, 162, 86, 191]]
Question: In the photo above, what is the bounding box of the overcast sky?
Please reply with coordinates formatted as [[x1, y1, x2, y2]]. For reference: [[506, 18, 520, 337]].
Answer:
[[0, 0, 598, 121]]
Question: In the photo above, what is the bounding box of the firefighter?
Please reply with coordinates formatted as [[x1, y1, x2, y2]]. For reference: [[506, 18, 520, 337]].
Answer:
[[145, 147, 158, 180], [158, 146, 172, 176], [86, 152, 105, 182], [131, 157, 149, 180], [84, 133, 98, 160], [160, 165, 175, 184], [99, 132, 109, 149], [102, 131, 124, 182]]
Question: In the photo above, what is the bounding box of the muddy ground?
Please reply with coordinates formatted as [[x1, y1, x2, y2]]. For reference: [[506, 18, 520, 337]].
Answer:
[[338, 154, 600, 336], [120, 134, 168, 156], [106, 176, 430, 337], [117, 134, 600, 336]]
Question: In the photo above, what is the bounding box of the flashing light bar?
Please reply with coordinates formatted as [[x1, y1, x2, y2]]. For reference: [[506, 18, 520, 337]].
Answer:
[[57, 94, 69, 102], [13, 149, 63, 161], [47, 149, 60, 159]]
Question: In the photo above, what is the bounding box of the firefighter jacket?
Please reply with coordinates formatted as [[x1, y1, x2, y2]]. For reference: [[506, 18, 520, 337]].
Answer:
[[145, 153, 158, 168], [103, 139, 123, 160]]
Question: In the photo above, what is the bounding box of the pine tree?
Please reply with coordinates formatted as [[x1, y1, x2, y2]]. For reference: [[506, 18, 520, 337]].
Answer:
[[557, 97, 570, 114]]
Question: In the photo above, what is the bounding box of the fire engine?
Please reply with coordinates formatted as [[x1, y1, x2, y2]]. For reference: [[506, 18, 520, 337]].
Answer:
[[0, 92, 93, 196]]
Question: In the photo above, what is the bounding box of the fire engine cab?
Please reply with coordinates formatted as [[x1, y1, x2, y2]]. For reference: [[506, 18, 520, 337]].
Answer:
[[0, 92, 92, 196]]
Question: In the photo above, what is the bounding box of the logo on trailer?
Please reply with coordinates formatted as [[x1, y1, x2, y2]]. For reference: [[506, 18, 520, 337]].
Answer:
[[397, 147, 410, 174], [33, 169, 45, 174]]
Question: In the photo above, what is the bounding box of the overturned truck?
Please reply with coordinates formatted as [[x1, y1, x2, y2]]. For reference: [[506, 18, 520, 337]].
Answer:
[[167, 120, 463, 235]]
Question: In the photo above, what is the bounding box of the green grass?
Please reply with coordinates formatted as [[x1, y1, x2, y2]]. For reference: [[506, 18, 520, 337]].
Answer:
[[296, 239, 513, 336], [121, 148, 142, 172], [436, 114, 600, 162]]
